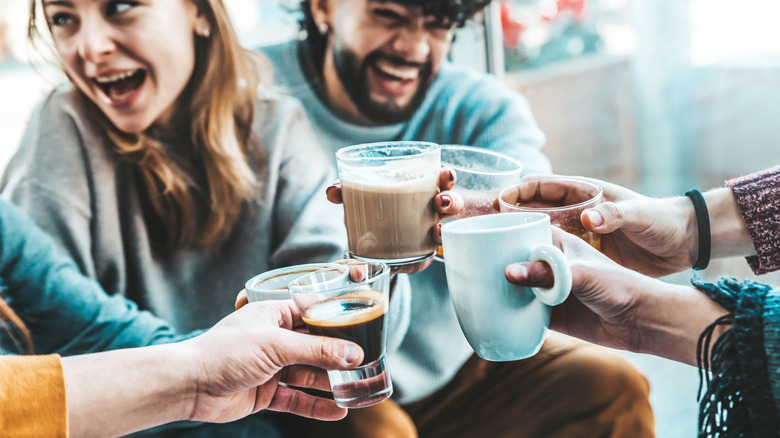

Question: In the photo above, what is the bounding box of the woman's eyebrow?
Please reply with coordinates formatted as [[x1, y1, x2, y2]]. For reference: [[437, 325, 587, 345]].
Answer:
[[43, 0, 75, 7]]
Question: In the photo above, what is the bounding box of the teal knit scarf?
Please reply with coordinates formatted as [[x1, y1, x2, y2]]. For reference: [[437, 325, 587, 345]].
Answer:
[[695, 276, 779, 437]]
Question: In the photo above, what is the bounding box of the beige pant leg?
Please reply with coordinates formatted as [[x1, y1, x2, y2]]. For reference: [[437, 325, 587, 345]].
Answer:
[[403, 333, 655, 438]]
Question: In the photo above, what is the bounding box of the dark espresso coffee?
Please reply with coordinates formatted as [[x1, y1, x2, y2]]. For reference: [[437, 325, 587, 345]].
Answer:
[[302, 290, 387, 366], [341, 174, 439, 261]]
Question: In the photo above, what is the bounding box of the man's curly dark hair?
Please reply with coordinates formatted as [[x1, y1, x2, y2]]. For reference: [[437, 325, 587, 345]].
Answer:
[[300, 0, 492, 53]]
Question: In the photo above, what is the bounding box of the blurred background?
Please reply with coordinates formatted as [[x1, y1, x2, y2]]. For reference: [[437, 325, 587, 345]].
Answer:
[[2, 1, 779, 436]]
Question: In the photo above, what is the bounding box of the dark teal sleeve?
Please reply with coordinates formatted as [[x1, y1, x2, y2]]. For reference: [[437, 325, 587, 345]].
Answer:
[[0, 199, 196, 355]]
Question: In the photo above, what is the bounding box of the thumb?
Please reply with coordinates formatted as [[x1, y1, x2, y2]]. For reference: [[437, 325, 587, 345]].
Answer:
[[582, 201, 647, 234], [271, 330, 364, 370]]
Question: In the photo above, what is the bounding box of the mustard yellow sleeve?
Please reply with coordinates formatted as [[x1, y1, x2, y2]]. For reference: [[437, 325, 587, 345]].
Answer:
[[0, 354, 68, 437]]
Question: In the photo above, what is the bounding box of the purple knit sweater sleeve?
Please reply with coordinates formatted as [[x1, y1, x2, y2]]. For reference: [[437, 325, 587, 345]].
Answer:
[[725, 165, 780, 274]]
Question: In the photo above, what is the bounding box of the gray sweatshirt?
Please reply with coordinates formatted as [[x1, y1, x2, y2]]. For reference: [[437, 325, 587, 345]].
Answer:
[[1, 87, 410, 348]]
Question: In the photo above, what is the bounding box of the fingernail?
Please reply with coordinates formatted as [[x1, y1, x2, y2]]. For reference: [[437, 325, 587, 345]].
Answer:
[[435, 223, 443, 234], [586, 210, 603, 227], [507, 263, 528, 280], [440, 195, 451, 208], [448, 170, 455, 182], [343, 343, 361, 364]]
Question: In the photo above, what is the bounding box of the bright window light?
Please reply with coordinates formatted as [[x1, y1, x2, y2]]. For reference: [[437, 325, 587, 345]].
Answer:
[[691, 0, 780, 65]]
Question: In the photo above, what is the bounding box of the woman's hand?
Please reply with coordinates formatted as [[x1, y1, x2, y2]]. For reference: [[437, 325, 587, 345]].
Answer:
[[506, 227, 648, 352], [180, 301, 363, 423], [326, 168, 464, 274], [511, 174, 698, 277], [505, 228, 729, 365]]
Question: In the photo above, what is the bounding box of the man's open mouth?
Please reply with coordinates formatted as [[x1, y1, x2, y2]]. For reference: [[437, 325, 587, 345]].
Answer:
[[93, 69, 147, 102], [372, 58, 420, 84]]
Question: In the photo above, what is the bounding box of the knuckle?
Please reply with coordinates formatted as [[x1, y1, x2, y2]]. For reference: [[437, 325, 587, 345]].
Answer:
[[318, 338, 336, 360]]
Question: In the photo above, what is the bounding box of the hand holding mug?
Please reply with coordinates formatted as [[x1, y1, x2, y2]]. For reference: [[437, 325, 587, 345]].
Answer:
[[505, 227, 647, 352], [506, 227, 731, 365], [441, 213, 572, 361]]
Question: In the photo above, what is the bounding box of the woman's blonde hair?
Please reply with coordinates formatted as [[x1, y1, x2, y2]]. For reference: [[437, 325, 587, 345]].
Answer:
[[28, 0, 269, 250], [0, 299, 33, 354]]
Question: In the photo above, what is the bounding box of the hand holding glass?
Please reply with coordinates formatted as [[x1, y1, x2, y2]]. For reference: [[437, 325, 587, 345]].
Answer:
[[288, 262, 392, 408], [499, 176, 603, 250], [336, 142, 441, 266]]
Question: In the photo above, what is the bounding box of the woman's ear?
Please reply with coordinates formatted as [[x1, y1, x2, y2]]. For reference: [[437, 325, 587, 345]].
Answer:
[[310, 0, 331, 35], [193, 14, 211, 38]]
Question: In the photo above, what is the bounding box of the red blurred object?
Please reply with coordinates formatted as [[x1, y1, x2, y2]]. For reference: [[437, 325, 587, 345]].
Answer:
[[500, 1, 525, 49], [557, 0, 588, 22]]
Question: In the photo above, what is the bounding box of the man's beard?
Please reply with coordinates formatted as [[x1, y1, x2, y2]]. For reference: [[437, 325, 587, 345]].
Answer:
[[332, 45, 433, 125]]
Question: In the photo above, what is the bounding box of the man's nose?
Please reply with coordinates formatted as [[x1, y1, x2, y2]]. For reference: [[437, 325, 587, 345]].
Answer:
[[391, 20, 430, 62], [77, 18, 116, 63]]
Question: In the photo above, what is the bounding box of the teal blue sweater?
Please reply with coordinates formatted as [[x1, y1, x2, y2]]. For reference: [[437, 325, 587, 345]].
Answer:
[[0, 199, 183, 355], [262, 40, 552, 404]]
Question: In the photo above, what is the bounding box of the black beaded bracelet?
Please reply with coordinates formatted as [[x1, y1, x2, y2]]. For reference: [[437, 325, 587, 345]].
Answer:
[[685, 189, 711, 270]]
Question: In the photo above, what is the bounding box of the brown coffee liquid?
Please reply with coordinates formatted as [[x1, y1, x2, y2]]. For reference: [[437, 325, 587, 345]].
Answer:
[[302, 291, 387, 366], [514, 200, 601, 250], [341, 175, 438, 260]]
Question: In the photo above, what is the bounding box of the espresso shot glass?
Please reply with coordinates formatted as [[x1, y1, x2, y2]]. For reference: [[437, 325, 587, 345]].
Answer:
[[336, 142, 441, 266], [288, 262, 392, 408], [498, 176, 603, 250], [244, 263, 339, 302]]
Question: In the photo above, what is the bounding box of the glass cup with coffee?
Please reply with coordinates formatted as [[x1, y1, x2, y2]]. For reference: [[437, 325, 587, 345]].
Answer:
[[435, 145, 524, 261], [288, 261, 392, 408], [498, 176, 603, 250], [244, 263, 340, 302], [336, 142, 441, 266]]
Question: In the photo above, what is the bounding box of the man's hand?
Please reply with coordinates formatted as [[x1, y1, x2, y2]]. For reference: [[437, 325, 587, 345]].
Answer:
[[180, 301, 364, 423]]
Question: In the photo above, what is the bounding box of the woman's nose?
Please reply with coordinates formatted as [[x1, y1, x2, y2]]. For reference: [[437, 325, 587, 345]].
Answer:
[[76, 19, 116, 63]]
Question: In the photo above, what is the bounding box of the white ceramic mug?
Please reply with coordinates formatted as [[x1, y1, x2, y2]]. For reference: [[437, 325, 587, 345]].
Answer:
[[441, 212, 572, 361]]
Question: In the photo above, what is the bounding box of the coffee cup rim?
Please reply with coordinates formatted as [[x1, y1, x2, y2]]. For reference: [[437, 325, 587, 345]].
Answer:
[[336, 141, 440, 163], [245, 263, 341, 294], [288, 262, 390, 295], [498, 176, 603, 212], [441, 145, 524, 176], [442, 212, 551, 235]]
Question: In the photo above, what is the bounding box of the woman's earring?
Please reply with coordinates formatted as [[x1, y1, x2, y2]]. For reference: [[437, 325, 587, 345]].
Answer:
[[318, 23, 329, 36], [201, 28, 211, 38]]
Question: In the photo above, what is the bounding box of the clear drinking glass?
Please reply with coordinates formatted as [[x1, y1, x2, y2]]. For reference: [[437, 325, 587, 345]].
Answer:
[[288, 262, 392, 408], [498, 176, 603, 250], [336, 142, 441, 266], [436, 145, 524, 261], [244, 263, 339, 302]]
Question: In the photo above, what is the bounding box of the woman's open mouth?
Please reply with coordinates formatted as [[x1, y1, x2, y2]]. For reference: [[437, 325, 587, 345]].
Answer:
[[93, 69, 147, 106]]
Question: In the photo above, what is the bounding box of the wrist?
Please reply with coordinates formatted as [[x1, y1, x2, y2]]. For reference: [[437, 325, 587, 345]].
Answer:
[[166, 341, 205, 422], [704, 187, 755, 259], [633, 283, 729, 365], [675, 195, 700, 268]]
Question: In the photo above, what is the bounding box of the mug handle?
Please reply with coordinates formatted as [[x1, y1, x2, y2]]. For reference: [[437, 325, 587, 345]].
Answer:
[[529, 245, 572, 306]]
